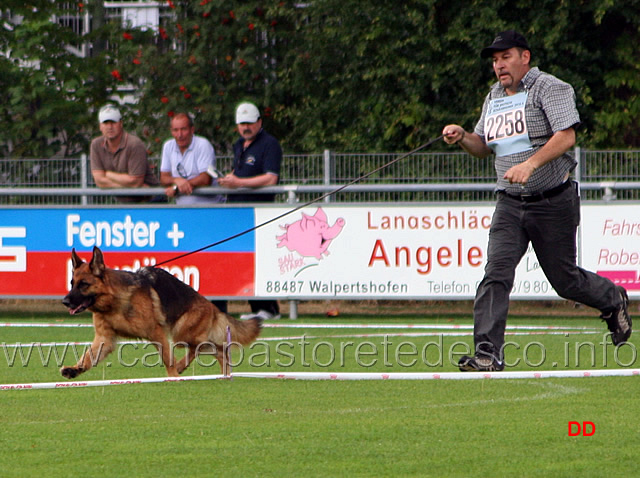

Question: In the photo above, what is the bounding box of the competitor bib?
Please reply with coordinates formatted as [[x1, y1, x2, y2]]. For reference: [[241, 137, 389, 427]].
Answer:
[[484, 92, 532, 156]]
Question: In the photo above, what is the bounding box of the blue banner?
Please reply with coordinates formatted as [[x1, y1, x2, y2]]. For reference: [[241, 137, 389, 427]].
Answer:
[[0, 207, 255, 252]]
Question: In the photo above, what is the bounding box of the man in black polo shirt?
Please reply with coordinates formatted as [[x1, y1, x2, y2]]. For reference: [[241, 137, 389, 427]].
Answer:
[[218, 102, 282, 320]]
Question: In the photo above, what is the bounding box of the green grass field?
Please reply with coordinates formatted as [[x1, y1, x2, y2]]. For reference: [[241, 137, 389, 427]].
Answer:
[[1, 308, 638, 477]]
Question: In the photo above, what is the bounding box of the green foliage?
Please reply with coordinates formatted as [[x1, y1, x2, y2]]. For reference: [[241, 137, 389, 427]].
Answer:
[[591, 26, 640, 146], [113, 1, 297, 156], [1, 0, 639, 157], [0, 1, 121, 157]]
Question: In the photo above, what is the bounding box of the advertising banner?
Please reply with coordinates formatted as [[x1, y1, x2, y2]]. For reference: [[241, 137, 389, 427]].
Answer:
[[0, 207, 255, 298], [255, 205, 553, 299], [1, 204, 637, 300], [579, 204, 640, 292]]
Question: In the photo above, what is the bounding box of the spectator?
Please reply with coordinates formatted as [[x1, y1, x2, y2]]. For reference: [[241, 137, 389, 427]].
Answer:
[[160, 112, 227, 314], [90, 104, 159, 203], [159, 112, 224, 205], [218, 102, 282, 320]]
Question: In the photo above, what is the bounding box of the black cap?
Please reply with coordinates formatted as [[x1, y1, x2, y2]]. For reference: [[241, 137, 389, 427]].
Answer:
[[481, 30, 530, 58]]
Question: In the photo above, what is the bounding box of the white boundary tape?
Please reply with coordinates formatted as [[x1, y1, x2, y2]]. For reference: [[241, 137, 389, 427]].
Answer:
[[264, 323, 600, 331], [234, 369, 640, 381], [0, 322, 600, 331], [258, 330, 599, 341], [0, 322, 92, 327], [0, 374, 227, 390], [2, 368, 638, 391]]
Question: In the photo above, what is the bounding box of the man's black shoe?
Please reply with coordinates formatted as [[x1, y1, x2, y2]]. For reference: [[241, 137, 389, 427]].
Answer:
[[458, 354, 504, 372], [601, 286, 632, 345]]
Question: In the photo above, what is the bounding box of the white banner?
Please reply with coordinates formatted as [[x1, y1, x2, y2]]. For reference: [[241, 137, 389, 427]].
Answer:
[[579, 204, 640, 296], [255, 205, 554, 299]]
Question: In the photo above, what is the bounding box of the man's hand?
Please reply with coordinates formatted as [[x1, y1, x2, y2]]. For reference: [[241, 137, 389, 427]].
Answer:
[[165, 178, 192, 197], [217, 173, 241, 189], [504, 161, 536, 185], [442, 124, 493, 158], [442, 125, 466, 145]]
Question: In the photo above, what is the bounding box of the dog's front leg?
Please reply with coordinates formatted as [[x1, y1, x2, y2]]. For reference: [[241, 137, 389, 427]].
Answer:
[[60, 335, 115, 379]]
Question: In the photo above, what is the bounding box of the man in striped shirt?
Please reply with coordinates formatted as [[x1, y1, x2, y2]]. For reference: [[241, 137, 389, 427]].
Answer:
[[443, 30, 631, 371]]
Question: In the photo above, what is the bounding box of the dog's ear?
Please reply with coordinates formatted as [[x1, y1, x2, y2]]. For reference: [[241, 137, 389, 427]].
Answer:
[[70, 248, 84, 269], [89, 246, 106, 277]]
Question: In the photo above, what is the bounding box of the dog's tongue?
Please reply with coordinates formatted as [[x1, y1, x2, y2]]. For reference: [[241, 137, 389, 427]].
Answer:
[[68, 303, 88, 315]]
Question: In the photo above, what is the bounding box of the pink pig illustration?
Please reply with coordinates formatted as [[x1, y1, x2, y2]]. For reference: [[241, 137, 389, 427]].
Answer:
[[277, 208, 346, 260]]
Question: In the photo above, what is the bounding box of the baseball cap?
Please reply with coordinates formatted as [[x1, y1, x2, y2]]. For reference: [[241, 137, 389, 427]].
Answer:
[[481, 30, 530, 58], [98, 104, 122, 123], [235, 102, 260, 124]]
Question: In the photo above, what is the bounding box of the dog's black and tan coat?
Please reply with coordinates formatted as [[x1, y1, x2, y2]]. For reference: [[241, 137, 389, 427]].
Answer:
[[61, 246, 261, 378]]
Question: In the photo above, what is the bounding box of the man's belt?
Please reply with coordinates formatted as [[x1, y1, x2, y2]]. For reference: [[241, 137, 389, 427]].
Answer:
[[500, 180, 572, 203]]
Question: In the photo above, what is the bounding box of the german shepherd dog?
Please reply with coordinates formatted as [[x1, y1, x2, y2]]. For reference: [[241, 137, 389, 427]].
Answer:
[[61, 246, 262, 378]]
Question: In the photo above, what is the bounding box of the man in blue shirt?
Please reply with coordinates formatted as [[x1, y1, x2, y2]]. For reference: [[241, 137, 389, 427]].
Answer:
[[219, 102, 282, 202], [218, 102, 282, 320]]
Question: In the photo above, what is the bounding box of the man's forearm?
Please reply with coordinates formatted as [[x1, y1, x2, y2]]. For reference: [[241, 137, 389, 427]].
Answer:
[[105, 171, 145, 188], [458, 132, 493, 158], [523, 128, 576, 170]]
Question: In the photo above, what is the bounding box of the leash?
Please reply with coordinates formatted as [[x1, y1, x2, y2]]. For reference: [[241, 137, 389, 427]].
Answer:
[[154, 134, 444, 266]]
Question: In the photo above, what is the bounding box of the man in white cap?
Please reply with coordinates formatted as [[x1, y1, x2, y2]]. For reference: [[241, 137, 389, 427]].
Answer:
[[90, 104, 159, 203], [218, 101, 282, 320], [218, 102, 281, 202]]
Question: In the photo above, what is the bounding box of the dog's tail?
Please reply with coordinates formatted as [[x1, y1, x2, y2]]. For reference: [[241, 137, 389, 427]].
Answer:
[[220, 314, 263, 346]]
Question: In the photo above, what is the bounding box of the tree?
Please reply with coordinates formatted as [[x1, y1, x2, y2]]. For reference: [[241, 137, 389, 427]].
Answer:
[[114, 1, 298, 156], [0, 1, 122, 157], [279, 0, 640, 151], [1, 0, 639, 158]]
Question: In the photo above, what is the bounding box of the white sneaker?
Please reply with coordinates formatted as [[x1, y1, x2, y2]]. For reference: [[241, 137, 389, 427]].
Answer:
[[240, 310, 281, 321]]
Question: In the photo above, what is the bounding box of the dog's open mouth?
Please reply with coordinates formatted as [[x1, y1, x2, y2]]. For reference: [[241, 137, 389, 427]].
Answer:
[[65, 299, 94, 315]]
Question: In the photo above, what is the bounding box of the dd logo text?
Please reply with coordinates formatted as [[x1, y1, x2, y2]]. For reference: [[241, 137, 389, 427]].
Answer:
[[568, 421, 595, 437]]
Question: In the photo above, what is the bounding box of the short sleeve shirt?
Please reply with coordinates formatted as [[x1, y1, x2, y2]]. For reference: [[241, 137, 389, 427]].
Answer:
[[474, 67, 581, 194], [228, 129, 282, 203], [160, 135, 224, 205], [90, 132, 159, 186]]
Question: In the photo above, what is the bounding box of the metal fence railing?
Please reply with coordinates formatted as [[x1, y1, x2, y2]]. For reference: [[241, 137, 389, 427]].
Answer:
[[576, 149, 640, 201], [1, 148, 640, 205]]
